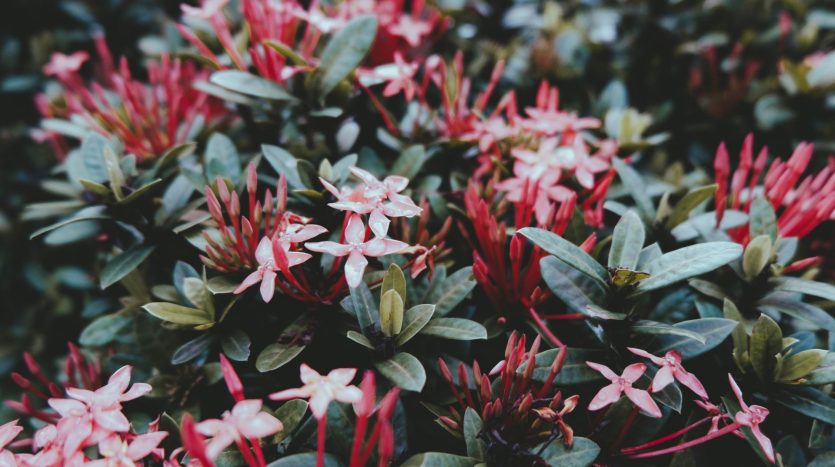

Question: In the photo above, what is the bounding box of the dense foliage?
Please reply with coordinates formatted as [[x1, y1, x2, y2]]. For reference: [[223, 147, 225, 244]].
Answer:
[[3, 0, 835, 466]]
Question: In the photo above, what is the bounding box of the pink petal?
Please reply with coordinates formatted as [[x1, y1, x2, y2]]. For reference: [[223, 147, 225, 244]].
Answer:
[[575, 168, 595, 189], [751, 426, 775, 463], [327, 368, 358, 385], [269, 388, 311, 401], [622, 363, 647, 383], [126, 432, 168, 460], [66, 388, 94, 404], [588, 383, 622, 411], [0, 421, 22, 449], [289, 225, 328, 243], [234, 270, 263, 295], [328, 201, 375, 214], [286, 251, 312, 267], [62, 419, 93, 458], [204, 433, 235, 460], [344, 250, 369, 288], [585, 362, 618, 381], [382, 199, 422, 218], [240, 413, 283, 439], [651, 366, 675, 392], [363, 238, 409, 257], [334, 386, 363, 404], [94, 407, 131, 432], [627, 347, 665, 366], [319, 177, 341, 198], [384, 176, 409, 193], [368, 209, 391, 238], [121, 383, 152, 402], [674, 369, 708, 399], [624, 387, 662, 418], [232, 400, 263, 418], [260, 270, 277, 303], [299, 363, 320, 384], [305, 241, 352, 257], [195, 419, 225, 436], [106, 366, 133, 395], [309, 393, 332, 419], [727, 374, 748, 411], [344, 214, 367, 245], [255, 237, 275, 265], [350, 167, 381, 187], [48, 398, 86, 417]]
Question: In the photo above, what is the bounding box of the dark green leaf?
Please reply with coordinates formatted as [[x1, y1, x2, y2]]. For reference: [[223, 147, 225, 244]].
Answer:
[[267, 453, 343, 467], [256, 342, 305, 372], [79, 313, 132, 346], [420, 318, 487, 340], [315, 15, 378, 97], [666, 184, 718, 229], [142, 302, 214, 325], [519, 228, 608, 284], [262, 144, 304, 190], [652, 318, 737, 360], [425, 266, 476, 317], [537, 437, 600, 467], [204, 133, 241, 186], [171, 334, 213, 365], [773, 387, 835, 425], [633, 320, 706, 344], [400, 453, 478, 467], [608, 210, 645, 269], [749, 197, 778, 242], [749, 314, 783, 382], [774, 277, 835, 302], [210, 70, 296, 100], [463, 408, 486, 460], [638, 242, 742, 292], [100, 244, 156, 289], [221, 329, 251, 362], [375, 352, 426, 392], [758, 296, 835, 333], [350, 283, 379, 335], [613, 158, 654, 220], [396, 304, 435, 347]]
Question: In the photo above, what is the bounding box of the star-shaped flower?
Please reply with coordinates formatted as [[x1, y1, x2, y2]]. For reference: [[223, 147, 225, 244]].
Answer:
[[728, 374, 774, 463], [269, 364, 363, 419], [234, 236, 313, 302], [196, 400, 283, 459], [389, 14, 432, 47], [43, 51, 89, 79], [586, 362, 662, 418], [628, 347, 708, 399], [87, 432, 168, 467]]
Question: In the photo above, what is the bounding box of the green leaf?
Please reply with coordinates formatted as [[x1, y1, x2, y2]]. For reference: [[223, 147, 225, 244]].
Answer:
[[779, 350, 826, 382], [395, 304, 435, 347], [519, 228, 608, 284], [463, 408, 486, 460], [374, 352, 426, 392], [537, 437, 600, 467], [118, 178, 163, 205], [206, 275, 239, 294], [774, 277, 835, 302], [381, 263, 407, 305], [540, 256, 605, 315], [392, 145, 428, 179], [100, 244, 156, 289], [638, 242, 742, 292], [749, 197, 778, 242], [666, 184, 718, 229], [632, 320, 706, 343], [221, 329, 251, 362], [758, 296, 835, 333], [30, 214, 110, 239], [608, 210, 645, 269], [613, 158, 655, 220], [652, 318, 738, 360], [256, 342, 305, 372], [400, 453, 479, 467], [776, 435, 807, 467], [425, 266, 476, 317], [584, 304, 627, 321], [420, 318, 487, 340], [78, 133, 110, 183], [742, 235, 772, 280], [273, 399, 309, 444], [350, 283, 380, 335], [773, 387, 835, 425], [142, 302, 214, 325], [805, 352, 835, 385], [79, 313, 132, 346], [204, 133, 241, 186], [262, 144, 303, 190], [315, 15, 378, 97], [172, 334, 213, 365], [267, 453, 343, 467], [749, 314, 783, 381], [346, 330, 375, 349], [210, 70, 296, 100], [380, 289, 404, 337]]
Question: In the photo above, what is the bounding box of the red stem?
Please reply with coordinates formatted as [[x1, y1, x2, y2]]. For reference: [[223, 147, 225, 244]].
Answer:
[[611, 406, 640, 452], [625, 422, 741, 460], [620, 416, 712, 454], [317, 415, 327, 467], [350, 414, 369, 467], [528, 307, 564, 347]]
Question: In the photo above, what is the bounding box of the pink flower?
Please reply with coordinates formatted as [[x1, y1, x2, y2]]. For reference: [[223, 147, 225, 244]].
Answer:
[[0, 420, 23, 466], [180, 0, 229, 20], [269, 364, 363, 419], [586, 362, 662, 418], [389, 15, 433, 47], [196, 400, 283, 460], [86, 432, 168, 467], [306, 214, 408, 288], [556, 138, 611, 189], [378, 53, 419, 100], [48, 366, 151, 457], [628, 348, 708, 399], [521, 81, 601, 135], [234, 236, 313, 302], [43, 51, 89, 79], [728, 374, 774, 463]]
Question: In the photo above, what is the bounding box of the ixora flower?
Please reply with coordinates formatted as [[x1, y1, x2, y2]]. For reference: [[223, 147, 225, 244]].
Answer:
[[627, 348, 708, 399], [234, 236, 313, 302], [43, 51, 89, 79], [306, 214, 409, 288], [269, 364, 363, 418], [48, 365, 151, 457], [586, 362, 662, 418], [86, 431, 168, 467], [728, 374, 774, 463], [0, 420, 23, 465], [196, 400, 284, 460]]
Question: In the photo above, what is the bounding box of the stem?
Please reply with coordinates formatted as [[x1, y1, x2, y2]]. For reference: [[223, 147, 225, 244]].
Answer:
[[350, 414, 369, 467], [234, 437, 258, 467], [625, 422, 741, 460], [249, 437, 266, 467], [620, 417, 712, 454], [611, 406, 640, 452], [528, 307, 564, 347], [541, 313, 587, 320], [317, 415, 327, 467]]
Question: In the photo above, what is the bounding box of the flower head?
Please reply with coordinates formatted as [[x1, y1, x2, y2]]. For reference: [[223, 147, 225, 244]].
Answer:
[[196, 399, 283, 459], [628, 347, 708, 399], [728, 374, 774, 463], [43, 51, 89, 79], [0, 420, 23, 466], [269, 364, 363, 419], [306, 214, 408, 288], [234, 235, 313, 302], [586, 362, 662, 418], [87, 431, 168, 467]]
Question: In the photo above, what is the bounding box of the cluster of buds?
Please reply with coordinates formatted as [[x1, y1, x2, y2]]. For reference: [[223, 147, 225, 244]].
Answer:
[[203, 164, 345, 304], [437, 333, 577, 463], [178, 0, 445, 85], [462, 183, 596, 345], [714, 134, 835, 242], [35, 31, 226, 160], [6, 343, 102, 424]]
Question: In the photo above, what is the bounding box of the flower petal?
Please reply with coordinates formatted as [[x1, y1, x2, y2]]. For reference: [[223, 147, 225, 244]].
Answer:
[[306, 241, 352, 257], [588, 383, 622, 411], [624, 387, 662, 418], [651, 366, 675, 393], [585, 362, 618, 382], [260, 269, 277, 303], [344, 250, 369, 288], [622, 363, 647, 383]]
